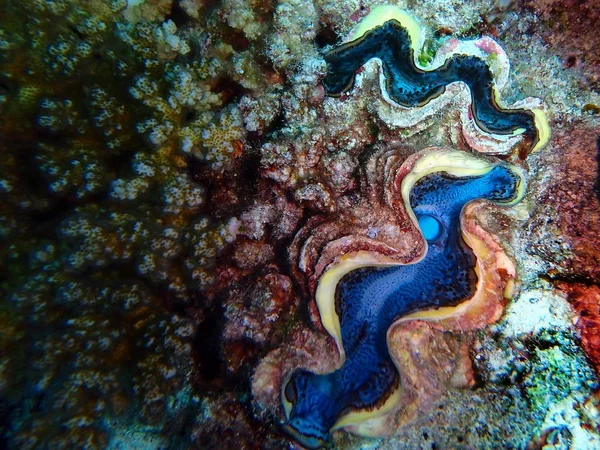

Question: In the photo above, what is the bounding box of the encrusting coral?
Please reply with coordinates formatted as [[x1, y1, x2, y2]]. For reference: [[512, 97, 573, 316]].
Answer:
[[0, 0, 599, 449]]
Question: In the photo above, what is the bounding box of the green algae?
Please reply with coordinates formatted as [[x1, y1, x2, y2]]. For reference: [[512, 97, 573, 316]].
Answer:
[[417, 38, 441, 67], [523, 330, 597, 417]]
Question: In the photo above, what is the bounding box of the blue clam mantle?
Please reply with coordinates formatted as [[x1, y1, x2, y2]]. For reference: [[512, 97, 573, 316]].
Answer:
[[323, 5, 550, 155], [281, 150, 527, 449]]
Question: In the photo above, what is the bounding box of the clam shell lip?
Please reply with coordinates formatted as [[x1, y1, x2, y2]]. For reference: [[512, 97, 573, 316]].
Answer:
[[349, 5, 423, 52], [282, 422, 327, 450], [323, 6, 550, 153], [331, 380, 402, 431]]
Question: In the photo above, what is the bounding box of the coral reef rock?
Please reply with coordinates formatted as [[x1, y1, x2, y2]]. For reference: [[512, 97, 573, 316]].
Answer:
[[1, 0, 599, 449]]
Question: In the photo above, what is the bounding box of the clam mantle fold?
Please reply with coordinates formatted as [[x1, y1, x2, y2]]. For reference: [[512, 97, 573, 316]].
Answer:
[[280, 149, 526, 448], [324, 5, 549, 157]]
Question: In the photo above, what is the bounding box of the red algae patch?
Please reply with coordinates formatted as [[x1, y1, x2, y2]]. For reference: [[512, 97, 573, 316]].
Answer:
[[558, 283, 600, 374], [527, 121, 600, 281]]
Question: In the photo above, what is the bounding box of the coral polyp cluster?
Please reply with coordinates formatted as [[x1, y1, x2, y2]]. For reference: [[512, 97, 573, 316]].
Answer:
[[0, 0, 289, 446]]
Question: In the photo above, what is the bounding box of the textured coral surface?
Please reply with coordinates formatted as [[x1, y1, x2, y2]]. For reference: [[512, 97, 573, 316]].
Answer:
[[1, 0, 599, 449]]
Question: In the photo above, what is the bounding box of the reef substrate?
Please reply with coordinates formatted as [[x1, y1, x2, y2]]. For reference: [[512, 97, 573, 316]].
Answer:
[[0, 0, 599, 449]]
